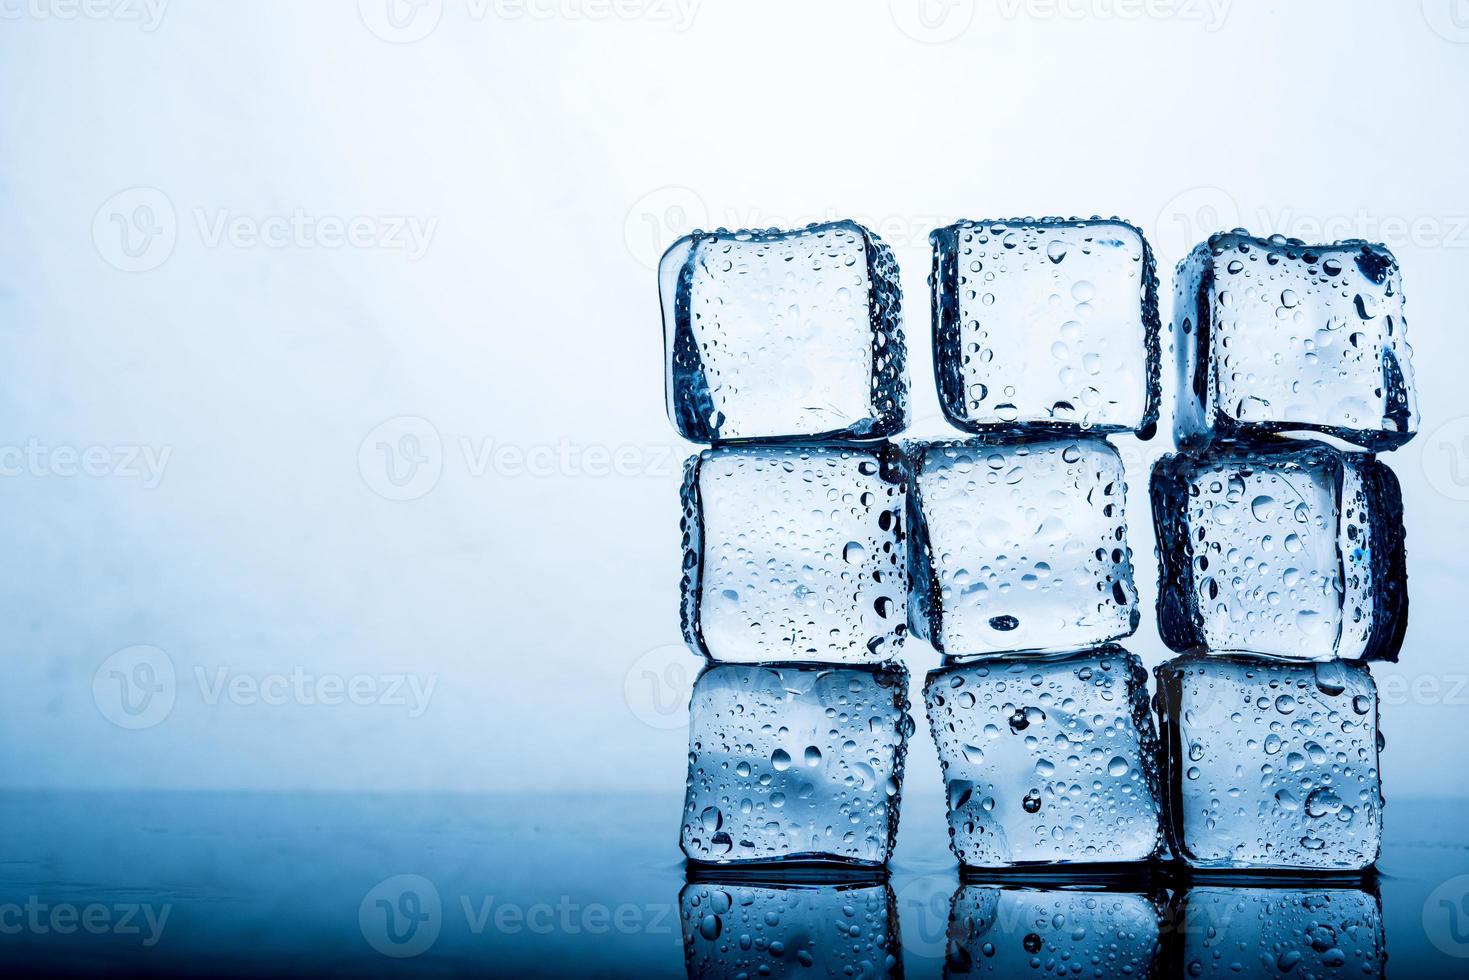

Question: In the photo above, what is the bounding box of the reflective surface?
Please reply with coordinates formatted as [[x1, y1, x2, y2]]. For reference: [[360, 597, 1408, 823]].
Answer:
[[1, 791, 1467, 976]]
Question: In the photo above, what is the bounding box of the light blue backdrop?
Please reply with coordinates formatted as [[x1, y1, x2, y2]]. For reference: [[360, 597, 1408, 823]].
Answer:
[[0, 1, 1464, 815]]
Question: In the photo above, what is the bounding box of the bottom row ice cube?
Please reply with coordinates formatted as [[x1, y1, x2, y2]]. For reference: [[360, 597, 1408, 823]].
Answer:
[[678, 880, 1384, 979], [680, 662, 911, 867], [924, 647, 1163, 868], [1155, 654, 1383, 872]]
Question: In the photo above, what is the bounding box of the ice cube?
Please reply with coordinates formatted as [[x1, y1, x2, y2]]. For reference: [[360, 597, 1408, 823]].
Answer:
[[1170, 886, 1384, 979], [1155, 654, 1383, 871], [945, 885, 1163, 977], [930, 217, 1160, 436], [907, 436, 1137, 656], [662, 220, 907, 443], [924, 648, 1163, 868], [681, 442, 908, 663], [1173, 232, 1417, 451], [681, 662, 911, 867], [681, 879, 900, 979], [1151, 442, 1407, 662]]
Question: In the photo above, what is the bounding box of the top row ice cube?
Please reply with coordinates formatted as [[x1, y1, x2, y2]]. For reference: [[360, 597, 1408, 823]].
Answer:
[[661, 220, 1418, 451], [1174, 232, 1419, 451], [661, 221, 908, 443]]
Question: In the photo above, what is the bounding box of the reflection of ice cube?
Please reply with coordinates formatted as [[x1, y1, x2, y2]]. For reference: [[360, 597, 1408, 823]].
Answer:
[[1170, 886, 1384, 980], [662, 220, 907, 443], [907, 436, 1137, 656], [924, 648, 1162, 868], [1155, 654, 1383, 871], [681, 879, 901, 980], [681, 443, 909, 663], [1173, 232, 1417, 451], [931, 217, 1160, 436], [1151, 442, 1407, 662], [681, 662, 911, 867], [945, 885, 1162, 978]]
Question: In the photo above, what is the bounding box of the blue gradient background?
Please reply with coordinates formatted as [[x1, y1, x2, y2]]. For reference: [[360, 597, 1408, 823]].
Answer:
[[0, 0, 1465, 824]]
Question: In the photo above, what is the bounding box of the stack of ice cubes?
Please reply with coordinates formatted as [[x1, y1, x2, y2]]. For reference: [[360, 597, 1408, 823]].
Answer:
[[662, 221, 915, 870], [1152, 232, 1415, 872], [917, 218, 1167, 871]]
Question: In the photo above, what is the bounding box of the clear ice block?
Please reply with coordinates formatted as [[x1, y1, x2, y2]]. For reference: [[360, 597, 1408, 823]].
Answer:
[[681, 443, 909, 663], [1170, 886, 1385, 979], [1151, 442, 1407, 662], [907, 436, 1138, 656], [662, 220, 908, 443], [681, 662, 911, 867], [1155, 654, 1384, 872], [924, 648, 1163, 868], [931, 217, 1161, 436], [945, 885, 1163, 978], [1173, 232, 1417, 451], [681, 879, 901, 979]]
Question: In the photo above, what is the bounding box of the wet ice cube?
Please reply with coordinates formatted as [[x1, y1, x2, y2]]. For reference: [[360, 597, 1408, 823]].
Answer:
[[1155, 654, 1383, 871], [681, 662, 911, 867], [1171, 886, 1384, 980], [907, 436, 1137, 655], [945, 885, 1162, 977], [1151, 442, 1407, 662], [924, 648, 1163, 868], [661, 220, 907, 443], [681, 879, 900, 979], [930, 217, 1160, 436], [681, 443, 908, 663], [1173, 232, 1417, 451]]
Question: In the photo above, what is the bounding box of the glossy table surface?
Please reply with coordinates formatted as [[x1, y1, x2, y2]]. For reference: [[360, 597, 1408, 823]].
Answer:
[[2, 790, 1468, 977]]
